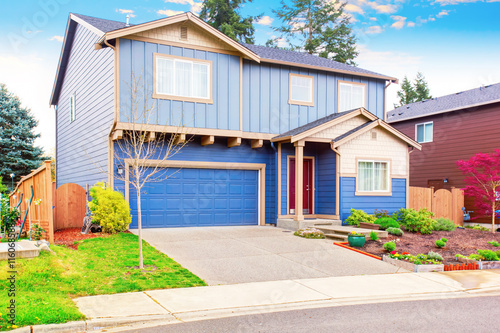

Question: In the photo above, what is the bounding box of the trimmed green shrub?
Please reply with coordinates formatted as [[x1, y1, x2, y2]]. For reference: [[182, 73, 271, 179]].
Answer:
[[487, 241, 499, 247], [375, 217, 400, 230], [432, 218, 456, 232], [89, 182, 132, 233], [477, 250, 499, 261], [383, 241, 396, 252], [369, 231, 379, 241], [427, 251, 443, 262], [402, 208, 434, 234], [392, 208, 414, 226], [346, 208, 376, 227], [386, 227, 404, 236], [435, 238, 448, 248]]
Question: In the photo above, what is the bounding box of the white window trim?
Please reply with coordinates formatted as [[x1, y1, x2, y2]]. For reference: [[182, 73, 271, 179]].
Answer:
[[356, 159, 391, 195], [288, 73, 314, 106], [153, 53, 213, 104], [338, 80, 367, 112], [69, 93, 75, 123], [415, 121, 433, 143]]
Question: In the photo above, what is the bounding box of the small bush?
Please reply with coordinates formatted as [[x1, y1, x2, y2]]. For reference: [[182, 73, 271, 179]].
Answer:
[[294, 228, 325, 239], [386, 227, 404, 236], [89, 182, 132, 233], [432, 218, 456, 232], [346, 209, 376, 227], [465, 224, 489, 231], [383, 241, 396, 252], [477, 250, 499, 261], [374, 209, 391, 218], [427, 251, 443, 262], [488, 241, 499, 247], [435, 238, 448, 248], [392, 208, 415, 226], [369, 231, 379, 241], [402, 208, 434, 234], [375, 217, 400, 230]]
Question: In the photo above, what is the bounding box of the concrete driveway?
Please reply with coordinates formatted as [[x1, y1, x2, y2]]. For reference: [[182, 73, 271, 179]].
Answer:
[[132, 226, 405, 285]]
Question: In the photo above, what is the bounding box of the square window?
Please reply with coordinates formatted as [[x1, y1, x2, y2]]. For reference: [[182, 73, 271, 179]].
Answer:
[[415, 122, 433, 143], [289, 74, 314, 106], [339, 82, 366, 112], [357, 160, 390, 192]]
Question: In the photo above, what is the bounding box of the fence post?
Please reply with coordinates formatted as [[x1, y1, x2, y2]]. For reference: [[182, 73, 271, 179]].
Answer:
[[430, 186, 435, 213], [45, 160, 54, 243]]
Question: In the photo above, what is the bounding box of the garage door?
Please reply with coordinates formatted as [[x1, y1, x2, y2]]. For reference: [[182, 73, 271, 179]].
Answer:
[[129, 168, 259, 228]]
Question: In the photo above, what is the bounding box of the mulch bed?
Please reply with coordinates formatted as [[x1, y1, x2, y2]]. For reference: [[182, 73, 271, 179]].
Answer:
[[54, 228, 110, 250], [361, 228, 500, 265]]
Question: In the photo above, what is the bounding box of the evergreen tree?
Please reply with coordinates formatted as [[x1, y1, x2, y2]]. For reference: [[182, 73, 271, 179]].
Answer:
[[271, 0, 358, 65], [395, 72, 432, 107], [0, 84, 45, 191], [200, 0, 260, 44]]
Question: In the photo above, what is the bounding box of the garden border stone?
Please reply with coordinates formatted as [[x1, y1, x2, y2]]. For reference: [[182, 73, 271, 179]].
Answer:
[[382, 255, 444, 273]]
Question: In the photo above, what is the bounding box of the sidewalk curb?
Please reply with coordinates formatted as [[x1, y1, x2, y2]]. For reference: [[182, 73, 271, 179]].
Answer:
[[11, 287, 500, 333]]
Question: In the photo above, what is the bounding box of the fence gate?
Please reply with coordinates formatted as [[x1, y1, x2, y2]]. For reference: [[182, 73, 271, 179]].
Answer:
[[54, 183, 86, 231], [409, 187, 464, 225]]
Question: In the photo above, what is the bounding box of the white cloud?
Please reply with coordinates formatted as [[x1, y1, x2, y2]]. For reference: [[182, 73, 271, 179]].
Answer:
[[162, 0, 202, 14], [164, 0, 194, 4], [26, 30, 42, 35], [391, 15, 407, 29], [157, 9, 184, 16], [369, 17, 377, 21], [366, 25, 384, 34], [367, 2, 398, 14], [345, 4, 365, 14], [116, 9, 136, 18], [407, 21, 415, 27], [433, 0, 480, 5], [49, 36, 63, 42], [255, 16, 274, 26], [191, 2, 203, 14], [437, 10, 450, 17]]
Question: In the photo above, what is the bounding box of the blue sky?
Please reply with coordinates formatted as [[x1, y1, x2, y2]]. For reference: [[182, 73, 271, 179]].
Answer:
[[1, 0, 499, 152]]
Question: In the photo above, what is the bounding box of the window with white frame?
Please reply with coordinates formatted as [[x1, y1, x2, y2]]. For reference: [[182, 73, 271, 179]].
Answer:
[[415, 122, 433, 143], [69, 93, 75, 122], [338, 82, 366, 112], [357, 160, 390, 192], [289, 74, 314, 106], [154, 54, 212, 102]]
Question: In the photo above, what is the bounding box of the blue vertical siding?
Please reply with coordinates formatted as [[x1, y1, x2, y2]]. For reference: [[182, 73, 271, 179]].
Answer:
[[242, 60, 386, 134], [119, 38, 241, 130], [340, 177, 406, 220], [56, 23, 114, 188], [114, 139, 277, 225]]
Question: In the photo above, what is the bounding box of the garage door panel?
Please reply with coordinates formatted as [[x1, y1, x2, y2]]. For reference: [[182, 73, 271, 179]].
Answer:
[[130, 168, 259, 228]]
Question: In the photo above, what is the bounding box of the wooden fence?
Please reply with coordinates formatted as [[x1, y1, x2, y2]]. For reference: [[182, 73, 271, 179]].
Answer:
[[409, 186, 464, 225], [9, 161, 54, 242], [54, 183, 86, 230]]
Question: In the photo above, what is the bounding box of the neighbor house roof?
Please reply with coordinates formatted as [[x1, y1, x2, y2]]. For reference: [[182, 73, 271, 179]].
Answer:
[[387, 82, 500, 123], [51, 12, 397, 105]]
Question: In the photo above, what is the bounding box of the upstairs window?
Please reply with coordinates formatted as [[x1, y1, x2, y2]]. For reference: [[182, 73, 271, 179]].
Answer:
[[69, 93, 75, 122], [289, 74, 314, 106], [358, 160, 390, 192], [154, 53, 212, 103], [338, 81, 366, 112], [415, 122, 433, 143]]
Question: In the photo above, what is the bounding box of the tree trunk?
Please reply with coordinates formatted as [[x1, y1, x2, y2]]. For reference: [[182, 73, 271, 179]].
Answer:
[[137, 186, 144, 269], [492, 201, 496, 233], [307, 1, 312, 53]]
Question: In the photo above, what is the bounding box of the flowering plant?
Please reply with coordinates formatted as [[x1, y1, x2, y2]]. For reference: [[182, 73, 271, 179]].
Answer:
[[294, 228, 325, 239], [389, 251, 442, 265], [349, 231, 365, 237]]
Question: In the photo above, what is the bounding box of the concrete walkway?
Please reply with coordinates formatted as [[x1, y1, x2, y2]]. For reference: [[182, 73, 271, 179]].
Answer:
[[12, 270, 500, 332], [131, 226, 404, 285]]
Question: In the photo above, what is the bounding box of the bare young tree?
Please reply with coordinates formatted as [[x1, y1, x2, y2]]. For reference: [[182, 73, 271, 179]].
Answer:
[[114, 74, 190, 269]]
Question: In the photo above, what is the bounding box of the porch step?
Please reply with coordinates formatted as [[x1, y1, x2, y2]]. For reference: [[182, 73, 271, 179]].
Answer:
[[277, 218, 342, 231], [324, 233, 348, 241], [316, 226, 389, 240]]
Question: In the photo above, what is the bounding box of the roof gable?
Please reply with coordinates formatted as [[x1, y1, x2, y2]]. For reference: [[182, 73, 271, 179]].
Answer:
[[387, 82, 500, 123]]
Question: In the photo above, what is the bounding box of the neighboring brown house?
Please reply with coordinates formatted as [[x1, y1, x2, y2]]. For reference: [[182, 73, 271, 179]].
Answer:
[[387, 83, 500, 224]]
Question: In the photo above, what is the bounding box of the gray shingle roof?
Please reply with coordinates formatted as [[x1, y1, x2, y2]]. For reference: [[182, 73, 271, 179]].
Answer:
[[72, 13, 131, 33], [242, 43, 393, 80], [332, 121, 374, 142], [387, 82, 500, 123], [273, 109, 361, 139]]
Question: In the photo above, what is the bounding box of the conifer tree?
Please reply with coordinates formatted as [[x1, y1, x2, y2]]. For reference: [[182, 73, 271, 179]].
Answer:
[[0, 84, 45, 190]]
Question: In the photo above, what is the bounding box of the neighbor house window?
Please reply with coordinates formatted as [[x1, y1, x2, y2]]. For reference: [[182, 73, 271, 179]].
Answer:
[[338, 81, 366, 112], [289, 74, 314, 106], [357, 160, 390, 192], [69, 93, 75, 122], [415, 121, 433, 143], [153, 53, 212, 103]]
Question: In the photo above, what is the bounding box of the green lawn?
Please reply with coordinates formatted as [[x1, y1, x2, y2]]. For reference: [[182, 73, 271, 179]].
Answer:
[[0, 233, 206, 330]]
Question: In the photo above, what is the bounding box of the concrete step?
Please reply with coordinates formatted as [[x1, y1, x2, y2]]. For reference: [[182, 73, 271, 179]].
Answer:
[[316, 226, 388, 238], [324, 233, 348, 241]]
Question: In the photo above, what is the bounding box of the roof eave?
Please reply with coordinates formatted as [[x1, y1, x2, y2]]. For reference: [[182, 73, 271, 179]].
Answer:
[[49, 17, 73, 106]]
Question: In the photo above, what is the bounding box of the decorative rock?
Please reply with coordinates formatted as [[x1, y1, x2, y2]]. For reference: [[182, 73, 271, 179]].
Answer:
[[37, 240, 50, 247], [39, 244, 52, 252]]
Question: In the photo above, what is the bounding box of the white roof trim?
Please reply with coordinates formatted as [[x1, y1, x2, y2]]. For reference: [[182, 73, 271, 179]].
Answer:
[[70, 13, 105, 36]]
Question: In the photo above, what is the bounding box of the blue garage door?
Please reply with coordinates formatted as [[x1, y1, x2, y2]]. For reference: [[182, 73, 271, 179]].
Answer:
[[129, 168, 259, 228]]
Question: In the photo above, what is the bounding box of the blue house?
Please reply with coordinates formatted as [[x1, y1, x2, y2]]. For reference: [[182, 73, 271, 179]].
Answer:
[[50, 12, 421, 229]]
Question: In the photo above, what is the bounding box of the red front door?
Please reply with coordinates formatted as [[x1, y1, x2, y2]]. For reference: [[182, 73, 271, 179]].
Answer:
[[289, 158, 313, 214]]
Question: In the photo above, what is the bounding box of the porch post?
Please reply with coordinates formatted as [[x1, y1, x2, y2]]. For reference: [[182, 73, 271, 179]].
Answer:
[[294, 140, 305, 221]]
